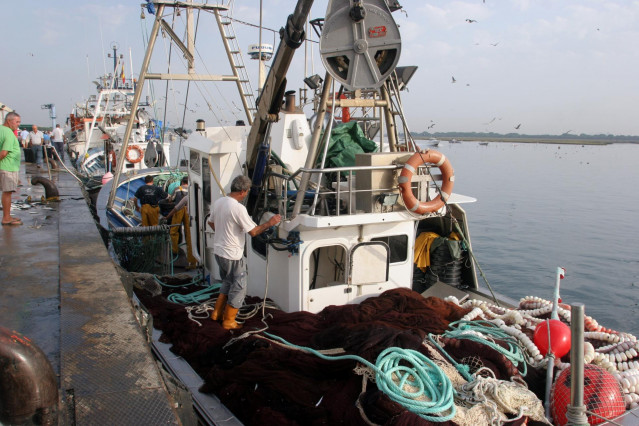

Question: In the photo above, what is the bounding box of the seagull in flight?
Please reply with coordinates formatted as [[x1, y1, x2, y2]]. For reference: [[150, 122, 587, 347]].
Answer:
[[428, 123, 436, 129], [490, 42, 499, 46], [451, 76, 456, 83], [515, 124, 521, 130], [466, 19, 478, 23], [484, 117, 496, 125]]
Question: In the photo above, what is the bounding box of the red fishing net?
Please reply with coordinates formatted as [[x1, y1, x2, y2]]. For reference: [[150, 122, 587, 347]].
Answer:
[[136, 283, 537, 425]]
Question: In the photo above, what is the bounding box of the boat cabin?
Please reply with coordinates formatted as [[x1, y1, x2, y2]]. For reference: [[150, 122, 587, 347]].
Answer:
[[185, 107, 478, 314]]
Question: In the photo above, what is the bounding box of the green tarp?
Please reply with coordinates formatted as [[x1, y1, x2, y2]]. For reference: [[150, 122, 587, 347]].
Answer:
[[322, 121, 378, 170]]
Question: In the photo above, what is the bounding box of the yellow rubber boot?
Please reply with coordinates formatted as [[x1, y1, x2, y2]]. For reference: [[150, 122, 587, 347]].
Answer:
[[210, 294, 228, 322], [222, 306, 242, 330]]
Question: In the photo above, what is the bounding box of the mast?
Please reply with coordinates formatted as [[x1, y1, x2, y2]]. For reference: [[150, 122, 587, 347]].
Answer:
[[107, 1, 232, 210], [245, 0, 315, 171]]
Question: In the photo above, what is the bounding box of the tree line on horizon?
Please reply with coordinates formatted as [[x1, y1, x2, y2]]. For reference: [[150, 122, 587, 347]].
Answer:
[[412, 131, 638, 142]]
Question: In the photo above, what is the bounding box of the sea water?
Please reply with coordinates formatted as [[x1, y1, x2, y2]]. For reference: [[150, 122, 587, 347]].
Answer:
[[417, 140, 639, 336]]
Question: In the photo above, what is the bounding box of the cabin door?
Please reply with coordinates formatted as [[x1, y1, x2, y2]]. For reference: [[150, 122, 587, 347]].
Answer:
[[306, 244, 351, 312]]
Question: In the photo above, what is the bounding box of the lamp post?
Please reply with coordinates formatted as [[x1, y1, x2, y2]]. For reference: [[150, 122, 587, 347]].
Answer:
[[41, 103, 56, 129]]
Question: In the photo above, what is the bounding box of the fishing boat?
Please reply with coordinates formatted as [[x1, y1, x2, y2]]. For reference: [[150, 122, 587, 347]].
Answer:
[[66, 44, 179, 178], [92, 0, 257, 273], [101, 1, 639, 424]]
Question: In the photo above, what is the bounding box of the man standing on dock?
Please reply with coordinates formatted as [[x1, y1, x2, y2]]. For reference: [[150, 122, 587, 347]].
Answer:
[[131, 175, 168, 226], [207, 175, 281, 330], [19, 128, 28, 148], [51, 124, 65, 162], [0, 112, 23, 226], [27, 125, 44, 168]]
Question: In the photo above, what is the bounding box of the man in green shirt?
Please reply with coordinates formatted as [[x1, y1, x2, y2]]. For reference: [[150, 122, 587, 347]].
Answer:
[[0, 112, 22, 226]]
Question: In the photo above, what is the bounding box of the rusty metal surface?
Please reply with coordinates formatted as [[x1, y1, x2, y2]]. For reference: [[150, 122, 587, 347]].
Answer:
[[0, 158, 180, 425]]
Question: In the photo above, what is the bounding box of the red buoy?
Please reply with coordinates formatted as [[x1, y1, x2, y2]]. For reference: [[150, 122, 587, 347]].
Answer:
[[533, 319, 571, 358], [552, 364, 625, 425]]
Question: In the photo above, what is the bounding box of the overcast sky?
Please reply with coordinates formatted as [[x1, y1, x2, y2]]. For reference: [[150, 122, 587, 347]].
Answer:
[[2, 0, 638, 136]]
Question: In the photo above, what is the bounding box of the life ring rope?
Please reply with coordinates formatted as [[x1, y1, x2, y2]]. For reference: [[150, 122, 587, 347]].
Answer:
[[126, 145, 144, 163], [397, 150, 454, 215]]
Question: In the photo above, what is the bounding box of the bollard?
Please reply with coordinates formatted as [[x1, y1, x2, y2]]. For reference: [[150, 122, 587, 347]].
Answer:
[[0, 326, 58, 425]]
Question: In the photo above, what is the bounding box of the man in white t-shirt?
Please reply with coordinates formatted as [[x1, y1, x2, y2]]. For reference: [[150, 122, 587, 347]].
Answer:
[[19, 128, 29, 148], [51, 124, 65, 161], [207, 175, 281, 330], [27, 125, 44, 167]]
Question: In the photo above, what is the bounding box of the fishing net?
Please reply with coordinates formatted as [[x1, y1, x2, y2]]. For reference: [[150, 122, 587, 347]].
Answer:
[[110, 225, 172, 275], [135, 284, 556, 425]]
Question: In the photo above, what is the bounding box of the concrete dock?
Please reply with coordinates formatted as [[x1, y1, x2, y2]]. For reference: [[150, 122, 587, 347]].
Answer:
[[0, 155, 181, 424]]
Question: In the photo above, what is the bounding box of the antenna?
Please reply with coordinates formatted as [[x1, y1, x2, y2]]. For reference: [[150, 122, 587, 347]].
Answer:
[[247, 44, 273, 91]]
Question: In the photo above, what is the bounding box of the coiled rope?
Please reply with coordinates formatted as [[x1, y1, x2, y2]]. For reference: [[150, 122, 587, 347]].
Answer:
[[263, 331, 456, 422], [153, 274, 221, 305]]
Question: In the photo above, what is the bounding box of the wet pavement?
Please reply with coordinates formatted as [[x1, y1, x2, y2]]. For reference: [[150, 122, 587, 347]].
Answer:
[[0, 153, 180, 424]]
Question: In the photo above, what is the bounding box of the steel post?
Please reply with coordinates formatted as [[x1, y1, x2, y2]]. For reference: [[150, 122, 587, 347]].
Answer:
[[566, 303, 589, 425], [107, 4, 165, 209]]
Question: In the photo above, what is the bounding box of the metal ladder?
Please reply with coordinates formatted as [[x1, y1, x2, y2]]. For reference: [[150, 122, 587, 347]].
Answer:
[[214, 9, 257, 124]]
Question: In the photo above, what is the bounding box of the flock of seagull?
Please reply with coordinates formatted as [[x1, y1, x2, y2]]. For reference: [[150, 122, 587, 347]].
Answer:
[[439, 16, 523, 131]]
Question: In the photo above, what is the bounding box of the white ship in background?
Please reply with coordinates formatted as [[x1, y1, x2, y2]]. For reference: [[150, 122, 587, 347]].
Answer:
[[66, 44, 181, 177]]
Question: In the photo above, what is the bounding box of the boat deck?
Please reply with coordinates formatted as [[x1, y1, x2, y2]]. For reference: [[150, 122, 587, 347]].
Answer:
[[0, 155, 180, 424]]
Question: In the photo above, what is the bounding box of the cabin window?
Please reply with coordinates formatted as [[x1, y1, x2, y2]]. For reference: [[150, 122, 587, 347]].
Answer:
[[309, 245, 347, 289], [201, 157, 211, 203], [251, 233, 267, 257], [193, 183, 201, 257], [371, 235, 408, 263], [350, 242, 389, 284], [190, 151, 200, 174]]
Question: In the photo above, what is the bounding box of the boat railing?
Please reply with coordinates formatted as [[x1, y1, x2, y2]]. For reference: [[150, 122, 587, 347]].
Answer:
[[264, 163, 441, 219]]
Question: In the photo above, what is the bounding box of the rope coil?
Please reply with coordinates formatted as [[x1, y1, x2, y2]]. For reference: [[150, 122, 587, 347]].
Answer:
[[263, 332, 457, 422]]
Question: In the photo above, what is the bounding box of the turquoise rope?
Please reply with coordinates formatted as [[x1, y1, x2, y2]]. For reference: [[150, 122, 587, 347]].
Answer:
[[153, 274, 220, 305], [153, 274, 204, 288], [427, 334, 474, 382], [443, 320, 528, 376], [166, 283, 220, 305], [263, 332, 456, 422]]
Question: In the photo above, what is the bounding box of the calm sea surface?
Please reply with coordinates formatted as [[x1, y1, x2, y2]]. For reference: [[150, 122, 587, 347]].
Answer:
[[417, 140, 639, 336]]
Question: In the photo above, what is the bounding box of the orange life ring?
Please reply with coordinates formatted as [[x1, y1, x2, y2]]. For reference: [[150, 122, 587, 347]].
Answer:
[[126, 145, 144, 163], [398, 150, 455, 214]]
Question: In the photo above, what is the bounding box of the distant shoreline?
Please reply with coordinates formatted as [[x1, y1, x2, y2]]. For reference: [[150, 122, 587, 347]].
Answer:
[[412, 136, 639, 145]]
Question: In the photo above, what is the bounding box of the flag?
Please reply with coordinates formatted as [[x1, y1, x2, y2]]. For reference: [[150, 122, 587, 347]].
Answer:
[[121, 64, 125, 84], [559, 267, 566, 279]]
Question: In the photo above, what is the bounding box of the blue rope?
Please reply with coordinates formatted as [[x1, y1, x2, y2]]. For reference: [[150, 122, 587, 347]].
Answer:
[[263, 332, 456, 422], [443, 320, 528, 376], [166, 283, 220, 305], [427, 334, 474, 382], [153, 273, 203, 288], [153, 274, 220, 305]]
